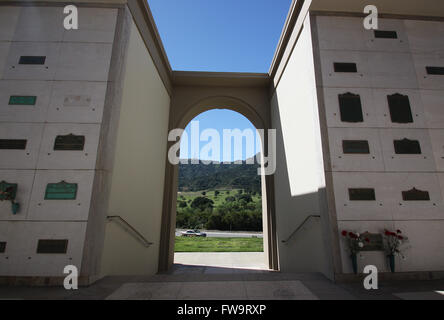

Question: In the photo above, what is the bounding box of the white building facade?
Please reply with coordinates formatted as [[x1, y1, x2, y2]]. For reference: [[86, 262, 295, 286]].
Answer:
[[0, 0, 443, 284]]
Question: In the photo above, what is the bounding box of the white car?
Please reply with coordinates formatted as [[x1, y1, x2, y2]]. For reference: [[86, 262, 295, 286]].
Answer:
[[181, 230, 207, 237]]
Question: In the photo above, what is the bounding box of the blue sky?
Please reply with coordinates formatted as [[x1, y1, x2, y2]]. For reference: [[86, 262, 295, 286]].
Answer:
[[148, 1, 291, 161], [179, 109, 261, 162], [148, 0, 292, 72]]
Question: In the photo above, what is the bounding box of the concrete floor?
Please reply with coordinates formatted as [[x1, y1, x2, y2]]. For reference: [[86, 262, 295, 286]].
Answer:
[[1, 256, 444, 300], [174, 252, 267, 270]]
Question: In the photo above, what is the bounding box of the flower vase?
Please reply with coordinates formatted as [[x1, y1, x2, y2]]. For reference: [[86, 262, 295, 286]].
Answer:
[[11, 202, 19, 215], [351, 254, 358, 274], [388, 254, 395, 273]]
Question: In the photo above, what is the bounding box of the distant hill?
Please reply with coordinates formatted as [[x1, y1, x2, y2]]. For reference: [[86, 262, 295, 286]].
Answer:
[[178, 155, 261, 193]]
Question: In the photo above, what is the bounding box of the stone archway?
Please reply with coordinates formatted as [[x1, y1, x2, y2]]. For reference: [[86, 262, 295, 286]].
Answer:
[[158, 88, 279, 272]]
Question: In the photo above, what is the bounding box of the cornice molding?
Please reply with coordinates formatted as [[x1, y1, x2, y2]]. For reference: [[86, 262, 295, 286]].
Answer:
[[172, 71, 270, 88]]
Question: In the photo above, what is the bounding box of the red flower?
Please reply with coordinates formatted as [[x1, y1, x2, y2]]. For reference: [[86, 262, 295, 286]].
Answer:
[[341, 230, 347, 237], [398, 235, 404, 240], [365, 238, 370, 243], [385, 230, 391, 236], [397, 229, 402, 234]]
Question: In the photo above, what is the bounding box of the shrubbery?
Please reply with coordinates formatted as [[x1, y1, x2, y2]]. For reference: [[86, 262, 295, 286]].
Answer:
[[176, 193, 262, 231]]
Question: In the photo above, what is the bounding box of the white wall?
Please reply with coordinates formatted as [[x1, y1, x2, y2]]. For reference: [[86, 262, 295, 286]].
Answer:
[[315, 15, 444, 274], [100, 19, 170, 276], [0, 5, 116, 277], [271, 15, 330, 275]]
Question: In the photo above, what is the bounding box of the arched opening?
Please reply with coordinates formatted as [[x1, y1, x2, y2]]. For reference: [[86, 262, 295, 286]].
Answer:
[[174, 109, 266, 270], [158, 96, 278, 273]]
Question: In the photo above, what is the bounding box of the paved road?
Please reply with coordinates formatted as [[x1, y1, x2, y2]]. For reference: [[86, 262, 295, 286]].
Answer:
[[175, 229, 263, 238]]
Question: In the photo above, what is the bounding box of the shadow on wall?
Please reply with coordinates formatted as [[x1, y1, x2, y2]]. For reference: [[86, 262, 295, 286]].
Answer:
[[272, 93, 331, 277]]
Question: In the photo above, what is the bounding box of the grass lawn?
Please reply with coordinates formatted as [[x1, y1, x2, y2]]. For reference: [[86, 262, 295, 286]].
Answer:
[[174, 236, 264, 252]]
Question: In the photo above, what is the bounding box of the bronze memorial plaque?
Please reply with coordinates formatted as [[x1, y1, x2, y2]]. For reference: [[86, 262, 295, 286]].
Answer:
[[356, 232, 384, 251], [0, 139, 27, 150], [36, 239, 68, 254], [53, 134, 85, 151]]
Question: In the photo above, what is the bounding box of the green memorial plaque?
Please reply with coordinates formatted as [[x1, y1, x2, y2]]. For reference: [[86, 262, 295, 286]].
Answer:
[[45, 181, 78, 200], [53, 134, 85, 151], [8, 96, 37, 106], [0, 181, 17, 201]]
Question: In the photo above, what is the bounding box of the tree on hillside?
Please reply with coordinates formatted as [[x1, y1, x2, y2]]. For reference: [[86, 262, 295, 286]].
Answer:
[[191, 196, 214, 210], [236, 194, 253, 203]]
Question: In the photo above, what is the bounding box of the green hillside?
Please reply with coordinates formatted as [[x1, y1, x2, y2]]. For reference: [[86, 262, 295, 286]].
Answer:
[[178, 157, 261, 193], [176, 156, 263, 231]]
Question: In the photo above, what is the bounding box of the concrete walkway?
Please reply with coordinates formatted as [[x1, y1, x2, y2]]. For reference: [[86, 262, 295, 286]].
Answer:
[[1, 263, 444, 300], [174, 252, 267, 271], [106, 279, 318, 300]]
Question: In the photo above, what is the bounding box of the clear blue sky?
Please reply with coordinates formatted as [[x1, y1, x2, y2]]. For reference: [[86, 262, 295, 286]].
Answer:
[[148, 0, 291, 73], [148, 1, 291, 161], [179, 109, 262, 162]]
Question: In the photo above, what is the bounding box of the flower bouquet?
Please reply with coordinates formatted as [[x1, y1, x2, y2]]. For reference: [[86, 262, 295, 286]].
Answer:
[[341, 230, 371, 274], [383, 229, 408, 272], [0, 186, 20, 215]]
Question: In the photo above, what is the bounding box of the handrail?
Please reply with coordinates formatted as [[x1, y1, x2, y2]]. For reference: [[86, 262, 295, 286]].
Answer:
[[107, 215, 153, 247], [281, 215, 321, 244]]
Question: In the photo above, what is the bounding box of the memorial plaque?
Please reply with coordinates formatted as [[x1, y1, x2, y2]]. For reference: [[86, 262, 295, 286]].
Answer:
[[9, 96, 37, 106], [394, 138, 421, 154], [334, 62, 357, 73], [343, 140, 370, 154], [0, 242, 6, 253], [387, 93, 413, 124], [355, 232, 384, 251], [402, 188, 430, 201], [0, 139, 27, 150], [53, 134, 85, 151], [374, 30, 398, 39], [0, 181, 17, 201], [63, 95, 92, 108], [37, 239, 68, 254], [19, 56, 46, 65], [338, 93, 363, 123], [349, 188, 376, 201], [426, 66, 444, 75], [45, 181, 78, 200]]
